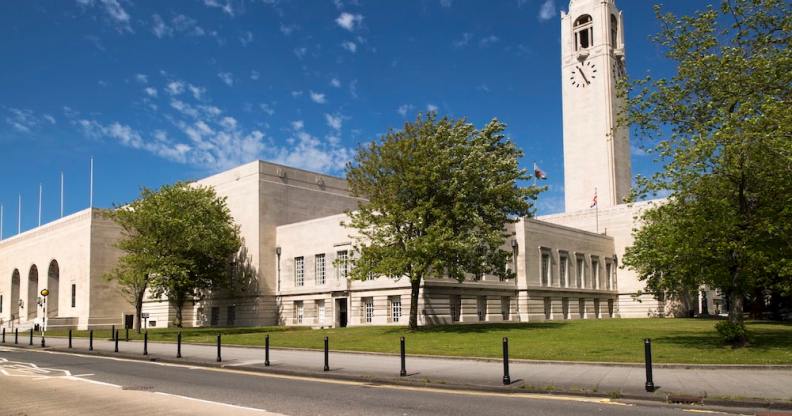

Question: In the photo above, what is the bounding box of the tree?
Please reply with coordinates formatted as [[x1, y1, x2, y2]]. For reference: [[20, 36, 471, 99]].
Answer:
[[107, 183, 241, 328], [623, 0, 791, 345], [344, 114, 540, 329]]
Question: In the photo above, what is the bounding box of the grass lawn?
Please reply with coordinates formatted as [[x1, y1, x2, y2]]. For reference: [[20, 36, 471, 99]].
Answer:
[[45, 319, 792, 365]]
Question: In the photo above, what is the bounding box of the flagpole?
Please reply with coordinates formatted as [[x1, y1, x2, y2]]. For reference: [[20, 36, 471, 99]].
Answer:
[[17, 194, 21, 234], [89, 157, 94, 209], [1, 204, 4, 240], [595, 187, 599, 234], [38, 184, 43, 227], [60, 171, 64, 218]]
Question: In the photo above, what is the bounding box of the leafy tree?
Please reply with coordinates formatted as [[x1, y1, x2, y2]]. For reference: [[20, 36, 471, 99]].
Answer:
[[623, 0, 791, 345], [344, 114, 540, 329], [107, 183, 241, 327]]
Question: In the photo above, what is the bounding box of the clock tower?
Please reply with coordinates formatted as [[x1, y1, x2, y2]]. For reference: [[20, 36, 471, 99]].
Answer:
[[561, 0, 631, 211]]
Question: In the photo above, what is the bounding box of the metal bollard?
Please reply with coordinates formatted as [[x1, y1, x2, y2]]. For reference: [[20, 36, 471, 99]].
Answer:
[[125, 327, 129, 342], [216, 334, 222, 362], [15, 328, 19, 344], [323, 336, 329, 371], [2, 328, 4, 343], [400, 336, 407, 377], [177, 332, 182, 358], [68, 329, 72, 348], [89, 330, 94, 351], [143, 332, 148, 355], [114, 330, 119, 352], [111, 325, 115, 341], [29, 329, 33, 346], [502, 337, 511, 385], [264, 334, 270, 366], [41, 332, 46, 348], [644, 338, 655, 392]]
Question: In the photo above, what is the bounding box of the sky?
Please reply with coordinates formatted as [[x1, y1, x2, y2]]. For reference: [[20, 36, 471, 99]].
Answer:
[[0, 0, 709, 237]]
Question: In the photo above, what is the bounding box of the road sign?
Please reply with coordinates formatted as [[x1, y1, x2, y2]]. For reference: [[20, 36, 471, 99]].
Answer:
[[141, 313, 150, 319]]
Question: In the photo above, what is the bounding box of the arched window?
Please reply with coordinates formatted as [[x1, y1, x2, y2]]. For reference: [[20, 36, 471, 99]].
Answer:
[[610, 14, 618, 46], [574, 15, 593, 51]]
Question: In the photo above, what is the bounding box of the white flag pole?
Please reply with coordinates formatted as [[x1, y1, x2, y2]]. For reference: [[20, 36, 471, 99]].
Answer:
[[38, 183, 43, 227], [89, 157, 94, 209], [17, 194, 21, 234], [60, 171, 64, 218], [1, 204, 4, 240], [595, 187, 599, 234]]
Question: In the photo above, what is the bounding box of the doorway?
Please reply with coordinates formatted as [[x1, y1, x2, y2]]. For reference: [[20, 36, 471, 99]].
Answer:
[[335, 298, 348, 328]]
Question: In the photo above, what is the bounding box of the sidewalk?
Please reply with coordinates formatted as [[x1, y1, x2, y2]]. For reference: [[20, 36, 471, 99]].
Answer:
[[7, 334, 792, 407]]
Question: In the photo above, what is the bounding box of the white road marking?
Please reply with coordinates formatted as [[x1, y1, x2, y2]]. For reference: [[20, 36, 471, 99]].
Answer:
[[153, 392, 279, 414]]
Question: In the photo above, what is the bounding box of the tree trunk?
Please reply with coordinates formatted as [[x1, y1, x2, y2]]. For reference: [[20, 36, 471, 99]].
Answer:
[[408, 279, 421, 330], [728, 280, 748, 347], [174, 292, 185, 328], [134, 296, 143, 334]]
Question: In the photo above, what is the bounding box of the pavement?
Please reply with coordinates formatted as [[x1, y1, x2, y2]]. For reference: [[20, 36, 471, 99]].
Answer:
[[0, 348, 775, 416], [3, 333, 792, 410]]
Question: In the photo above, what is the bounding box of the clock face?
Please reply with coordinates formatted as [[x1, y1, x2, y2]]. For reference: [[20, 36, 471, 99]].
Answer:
[[570, 61, 597, 88]]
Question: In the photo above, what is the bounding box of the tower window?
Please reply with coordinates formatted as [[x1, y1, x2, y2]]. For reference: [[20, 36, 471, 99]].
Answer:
[[611, 14, 618, 46], [574, 15, 593, 51]]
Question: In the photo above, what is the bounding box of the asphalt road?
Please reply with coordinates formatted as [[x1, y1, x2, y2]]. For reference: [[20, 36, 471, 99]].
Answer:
[[0, 347, 756, 416]]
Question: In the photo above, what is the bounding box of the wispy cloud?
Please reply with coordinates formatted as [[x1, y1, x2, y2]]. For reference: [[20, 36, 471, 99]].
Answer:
[[144, 87, 158, 97], [239, 31, 253, 46], [538, 0, 556, 22], [274, 120, 353, 173], [341, 41, 357, 53], [250, 70, 260, 81], [397, 104, 414, 117], [279, 23, 298, 36], [478, 35, 499, 47], [453, 33, 473, 48], [152, 14, 206, 38], [427, 104, 439, 113], [203, 0, 235, 16], [439, 0, 453, 7], [166, 81, 185, 95], [335, 12, 363, 31], [76, 0, 133, 33], [217, 72, 234, 86], [325, 113, 342, 130], [309, 91, 326, 104], [293, 47, 308, 59], [330, 78, 341, 88], [4, 108, 56, 133]]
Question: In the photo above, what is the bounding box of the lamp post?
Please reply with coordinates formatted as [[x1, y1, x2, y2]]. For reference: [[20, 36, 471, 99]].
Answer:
[[39, 289, 49, 347]]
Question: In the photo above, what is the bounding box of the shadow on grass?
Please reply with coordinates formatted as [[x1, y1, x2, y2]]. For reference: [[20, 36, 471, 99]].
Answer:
[[653, 327, 792, 353], [382, 322, 569, 335]]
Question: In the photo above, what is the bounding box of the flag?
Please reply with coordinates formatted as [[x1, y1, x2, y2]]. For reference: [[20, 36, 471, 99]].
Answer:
[[590, 190, 598, 208], [533, 163, 547, 180]]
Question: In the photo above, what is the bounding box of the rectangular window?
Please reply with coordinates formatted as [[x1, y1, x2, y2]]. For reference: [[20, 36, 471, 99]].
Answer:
[[477, 296, 487, 321], [294, 301, 304, 324], [0, 295, 3, 313], [450, 295, 461, 322], [608, 299, 615, 318], [294, 257, 304, 287], [389, 296, 402, 323], [336, 250, 349, 280], [576, 256, 585, 288], [605, 262, 612, 290], [210, 307, 220, 326], [562, 297, 570, 320], [71, 284, 76, 307], [579, 298, 587, 318], [594, 299, 601, 319], [591, 258, 600, 289], [544, 297, 552, 320], [501, 296, 510, 321], [559, 254, 568, 288], [361, 297, 374, 323], [226, 305, 236, 326], [315, 254, 326, 285], [316, 300, 325, 325], [541, 251, 551, 286]]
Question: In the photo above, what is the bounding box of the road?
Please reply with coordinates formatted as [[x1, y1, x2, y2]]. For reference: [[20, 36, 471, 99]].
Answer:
[[0, 347, 759, 416]]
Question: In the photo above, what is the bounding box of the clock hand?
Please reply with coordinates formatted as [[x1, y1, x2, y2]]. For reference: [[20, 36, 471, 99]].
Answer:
[[577, 66, 590, 84]]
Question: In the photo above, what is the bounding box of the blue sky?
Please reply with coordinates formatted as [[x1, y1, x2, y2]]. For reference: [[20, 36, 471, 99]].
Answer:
[[0, 0, 707, 236]]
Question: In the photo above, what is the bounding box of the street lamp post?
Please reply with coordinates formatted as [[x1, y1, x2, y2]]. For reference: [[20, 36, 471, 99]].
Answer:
[[39, 289, 49, 347]]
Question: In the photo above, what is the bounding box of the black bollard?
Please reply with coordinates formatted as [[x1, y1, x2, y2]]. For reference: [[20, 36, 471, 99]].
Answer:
[[29, 329, 33, 346], [400, 336, 407, 377], [2, 328, 4, 343], [143, 332, 148, 355], [89, 330, 94, 351], [177, 332, 182, 358], [68, 329, 72, 348], [216, 334, 222, 362], [114, 330, 119, 352], [502, 337, 511, 385], [125, 327, 129, 342], [15, 328, 19, 344], [644, 338, 655, 392], [264, 334, 270, 366], [323, 336, 329, 371], [111, 325, 115, 341]]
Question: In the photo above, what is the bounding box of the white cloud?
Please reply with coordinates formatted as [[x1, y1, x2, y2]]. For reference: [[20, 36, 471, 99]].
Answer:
[[453, 33, 472, 48], [135, 74, 148, 84], [291, 120, 304, 130], [188, 84, 206, 100], [166, 81, 185, 95], [335, 12, 363, 31], [478, 35, 499, 47], [218, 72, 234, 86], [290, 90, 304, 98], [309, 91, 326, 104], [275, 121, 353, 173], [279, 23, 297, 36], [77, 0, 132, 33], [341, 41, 357, 53], [293, 47, 308, 59], [144, 87, 158, 97], [152, 14, 206, 38], [325, 113, 342, 130], [250, 70, 260, 80], [440, 0, 453, 7], [203, 0, 235, 16], [4, 108, 54, 133], [397, 104, 414, 117], [151, 14, 172, 38], [538, 0, 556, 21], [330, 78, 341, 88], [239, 31, 253, 46], [259, 103, 275, 116], [427, 104, 439, 113]]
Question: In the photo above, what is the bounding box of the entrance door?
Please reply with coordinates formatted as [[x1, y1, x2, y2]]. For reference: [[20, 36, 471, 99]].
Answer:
[[336, 298, 348, 328]]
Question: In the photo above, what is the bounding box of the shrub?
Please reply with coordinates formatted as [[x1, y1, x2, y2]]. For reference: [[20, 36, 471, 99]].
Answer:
[[715, 321, 748, 345]]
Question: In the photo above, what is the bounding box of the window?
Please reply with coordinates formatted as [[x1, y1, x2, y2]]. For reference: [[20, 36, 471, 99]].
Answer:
[[544, 297, 552, 320], [541, 251, 551, 286], [336, 250, 349, 280], [315, 254, 326, 285], [316, 300, 325, 325], [579, 298, 587, 319], [361, 297, 374, 323], [610, 14, 618, 46], [0, 295, 3, 313], [559, 253, 569, 288], [294, 301, 304, 324], [605, 262, 612, 290], [576, 255, 585, 288], [562, 297, 570, 320], [294, 257, 304, 287], [450, 295, 461, 322], [574, 14, 594, 50], [477, 296, 487, 321], [501, 296, 510, 321], [210, 307, 220, 326], [591, 258, 600, 289], [226, 305, 236, 326], [594, 299, 601, 319], [389, 296, 402, 323], [71, 284, 76, 307], [608, 299, 615, 318]]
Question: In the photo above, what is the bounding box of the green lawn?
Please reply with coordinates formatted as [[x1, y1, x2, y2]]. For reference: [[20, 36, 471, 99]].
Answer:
[[44, 319, 792, 365]]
